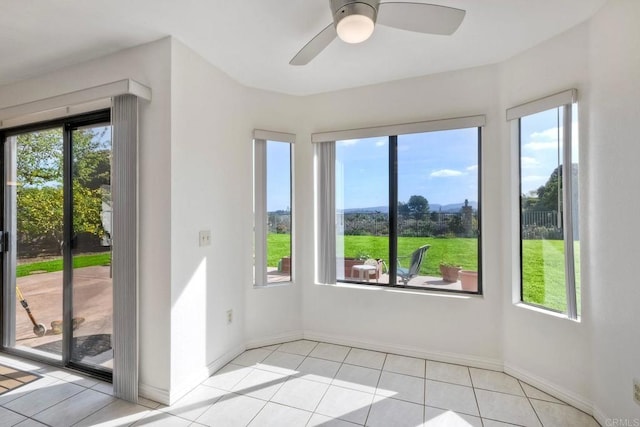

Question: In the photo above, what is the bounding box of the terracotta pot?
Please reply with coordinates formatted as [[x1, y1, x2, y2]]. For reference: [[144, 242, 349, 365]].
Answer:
[[440, 264, 461, 282], [459, 270, 478, 292]]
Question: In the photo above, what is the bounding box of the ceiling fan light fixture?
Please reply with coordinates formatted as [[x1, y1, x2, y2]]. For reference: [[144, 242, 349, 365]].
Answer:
[[334, 2, 377, 44]]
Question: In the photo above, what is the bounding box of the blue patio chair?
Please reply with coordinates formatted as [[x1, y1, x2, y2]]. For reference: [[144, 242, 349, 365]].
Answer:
[[397, 245, 430, 285]]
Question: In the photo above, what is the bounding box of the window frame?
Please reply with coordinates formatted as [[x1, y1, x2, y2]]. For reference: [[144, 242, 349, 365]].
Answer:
[[314, 116, 485, 295], [507, 89, 580, 320], [253, 129, 295, 286]]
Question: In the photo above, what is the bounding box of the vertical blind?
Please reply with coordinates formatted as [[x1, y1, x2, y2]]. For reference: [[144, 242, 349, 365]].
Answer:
[[112, 94, 139, 402], [316, 141, 336, 284], [253, 139, 268, 285]]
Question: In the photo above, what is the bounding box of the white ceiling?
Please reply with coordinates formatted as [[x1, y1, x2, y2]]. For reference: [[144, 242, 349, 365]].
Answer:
[[0, 0, 606, 96]]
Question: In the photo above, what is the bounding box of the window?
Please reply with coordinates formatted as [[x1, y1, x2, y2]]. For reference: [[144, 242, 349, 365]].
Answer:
[[253, 130, 294, 285], [508, 90, 580, 318], [316, 117, 483, 294]]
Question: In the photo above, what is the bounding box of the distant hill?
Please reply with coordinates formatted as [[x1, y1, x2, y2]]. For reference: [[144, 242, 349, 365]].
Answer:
[[435, 201, 478, 213], [342, 206, 389, 214], [341, 201, 478, 214]]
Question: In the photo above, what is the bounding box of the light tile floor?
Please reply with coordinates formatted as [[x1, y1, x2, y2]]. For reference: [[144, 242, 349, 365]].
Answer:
[[0, 341, 600, 426]]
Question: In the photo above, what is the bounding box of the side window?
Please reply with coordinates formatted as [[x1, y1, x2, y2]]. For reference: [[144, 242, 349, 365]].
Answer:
[[254, 132, 294, 285], [513, 95, 580, 318]]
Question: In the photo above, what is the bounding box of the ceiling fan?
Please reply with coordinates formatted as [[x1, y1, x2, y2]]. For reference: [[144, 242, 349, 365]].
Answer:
[[290, 0, 466, 65]]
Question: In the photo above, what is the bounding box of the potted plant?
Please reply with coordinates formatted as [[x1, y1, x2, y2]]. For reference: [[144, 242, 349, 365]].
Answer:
[[459, 270, 478, 291], [439, 261, 462, 282]]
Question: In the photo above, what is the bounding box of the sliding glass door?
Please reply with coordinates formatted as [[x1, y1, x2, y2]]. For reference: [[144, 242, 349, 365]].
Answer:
[[70, 123, 113, 372], [5, 126, 65, 360], [1, 111, 113, 378]]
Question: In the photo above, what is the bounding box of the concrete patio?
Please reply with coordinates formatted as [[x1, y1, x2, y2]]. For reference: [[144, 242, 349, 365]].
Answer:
[[267, 267, 468, 291], [13, 265, 113, 369]]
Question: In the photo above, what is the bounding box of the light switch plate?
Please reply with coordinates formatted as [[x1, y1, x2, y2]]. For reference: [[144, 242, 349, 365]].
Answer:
[[199, 230, 211, 247]]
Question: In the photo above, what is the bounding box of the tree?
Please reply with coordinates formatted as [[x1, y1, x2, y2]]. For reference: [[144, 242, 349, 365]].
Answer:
[[16, 129, 63, 186], [525, 163, 578, 213], [407, 195, 430, 219], [397, 201, 410, 217], [17, 184, 103, 247], [535, 167, 561, 212], [15, 128, 110, 255]]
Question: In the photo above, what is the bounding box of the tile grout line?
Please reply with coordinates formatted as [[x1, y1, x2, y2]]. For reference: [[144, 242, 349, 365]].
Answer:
[[242, 398, 270, 427], [265, 341, 321, 427], [69, 392, 121, 427], [231, 345, 309, 427], [468, 365, 484, 425], [423, 358, 427, 425], [481, 415, 528, 427], [362, 351, 388, 427], [518, 379, 544, 427], [9, 379, 86, 422], [304, 347, 337, 426]]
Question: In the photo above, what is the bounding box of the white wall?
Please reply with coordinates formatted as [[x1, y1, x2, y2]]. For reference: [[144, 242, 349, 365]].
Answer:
[[588, 0, 640, 420], [0, 38, 174, 399], [169, 38, 248, 399], [299, 66, 504, 367], [499, 22, 594, 410], [241, 85, 306, 348], [168, 39, 303, 400]]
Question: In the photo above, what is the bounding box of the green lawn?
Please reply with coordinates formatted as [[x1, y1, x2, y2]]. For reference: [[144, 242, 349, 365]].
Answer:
[[16, 253, 111, 278], [522, 240, 581, 313], [267, 233, 476, 275], [267, 233, 580, 313]]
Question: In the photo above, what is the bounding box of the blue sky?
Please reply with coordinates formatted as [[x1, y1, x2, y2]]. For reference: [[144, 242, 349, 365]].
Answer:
[[336, 128, 479, 209], [520, 104, 579, 196], [265, 106, 578, 211], [266, 141, 291, 211]]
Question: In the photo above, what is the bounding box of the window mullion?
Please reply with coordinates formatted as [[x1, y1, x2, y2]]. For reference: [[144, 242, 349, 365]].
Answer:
[[389, 135, 398, 286], [562, 104, 578, 320]]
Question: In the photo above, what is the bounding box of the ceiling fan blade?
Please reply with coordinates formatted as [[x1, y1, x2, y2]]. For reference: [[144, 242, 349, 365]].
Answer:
[[290, 23, 337, 66], [377, 2, 465, 35]]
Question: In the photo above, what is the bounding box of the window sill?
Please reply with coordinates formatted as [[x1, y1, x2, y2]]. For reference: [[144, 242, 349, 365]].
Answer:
[[253, 281, 294, 289], [514, 302, 581, 323], [316, 281, 482, 299]]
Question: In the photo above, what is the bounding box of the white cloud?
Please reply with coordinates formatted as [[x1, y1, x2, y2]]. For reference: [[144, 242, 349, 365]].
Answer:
[[375, 140, 386, 147], [530, 128, 558, 140], [527, 122, 579, 146], [523, 141, 557, 151], [521, 157, 540, 167], [466, 165, 478, 171], [431, 169, 464, 177]]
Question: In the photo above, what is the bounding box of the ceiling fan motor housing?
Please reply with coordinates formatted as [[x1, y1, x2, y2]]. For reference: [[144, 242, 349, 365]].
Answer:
[[331, 0, 379, 27]]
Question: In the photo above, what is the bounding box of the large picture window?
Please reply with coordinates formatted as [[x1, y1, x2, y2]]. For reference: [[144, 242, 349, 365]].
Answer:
[[317, 117, 483, 294], [253, 130, 294, 285], [508, 90, 580, 319]]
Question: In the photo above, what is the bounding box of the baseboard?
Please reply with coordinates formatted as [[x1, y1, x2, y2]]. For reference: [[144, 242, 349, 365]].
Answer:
[[167, 342, 246, 405], [592, 405, 610, 426], [504, 363, 594, 415], [203, 342, 247, 377], [303, 330, 503, 371], [245, 330, 304, 350], [139, 382, 171, 406]]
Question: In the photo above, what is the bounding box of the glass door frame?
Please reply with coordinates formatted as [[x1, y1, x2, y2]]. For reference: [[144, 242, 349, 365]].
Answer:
[[0, 109, 112, 381]]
